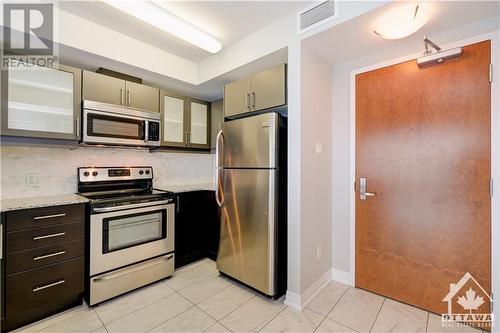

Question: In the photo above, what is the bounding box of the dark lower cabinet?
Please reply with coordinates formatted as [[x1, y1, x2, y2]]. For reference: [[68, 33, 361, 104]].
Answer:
[[1, 204, 85, 333], [175, 190, 220, 269]]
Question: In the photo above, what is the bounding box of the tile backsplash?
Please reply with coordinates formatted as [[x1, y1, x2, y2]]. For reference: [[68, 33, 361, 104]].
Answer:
[[0, 146, 215, 199]]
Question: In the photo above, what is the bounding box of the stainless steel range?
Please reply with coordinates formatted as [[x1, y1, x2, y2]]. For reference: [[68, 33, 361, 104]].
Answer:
[[78, 166, 175, 305]]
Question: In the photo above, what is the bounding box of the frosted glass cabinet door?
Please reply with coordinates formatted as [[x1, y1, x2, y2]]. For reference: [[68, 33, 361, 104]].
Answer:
[[1, 64, 81, 140], [161, 94, 186, 146], [189, 101, 209, 148]]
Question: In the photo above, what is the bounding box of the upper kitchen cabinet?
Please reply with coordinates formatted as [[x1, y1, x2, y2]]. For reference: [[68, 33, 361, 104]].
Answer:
[[125, 81, 160, 113], [224, 64, 286, 118], [188, 99, 210, 149], [1, 64, 82, 141], [161, 91, 186, 147], [83, 71, 159, 113], [160, 90, 211, 150], [82, 71, 125, 106], [223, 77, 251, 118]]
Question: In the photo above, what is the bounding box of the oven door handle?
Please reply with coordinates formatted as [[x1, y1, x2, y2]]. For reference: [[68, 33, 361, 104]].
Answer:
[[92, 199, 173, 213], [93, 254, 174, 282], [143, 120, 149, 143]]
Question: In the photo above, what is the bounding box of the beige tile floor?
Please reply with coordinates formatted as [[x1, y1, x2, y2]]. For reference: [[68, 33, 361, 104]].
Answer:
[[13, 259, 483, 333]]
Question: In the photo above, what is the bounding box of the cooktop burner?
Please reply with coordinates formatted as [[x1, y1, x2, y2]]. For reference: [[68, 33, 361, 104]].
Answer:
[[77, 166, 174, 208]]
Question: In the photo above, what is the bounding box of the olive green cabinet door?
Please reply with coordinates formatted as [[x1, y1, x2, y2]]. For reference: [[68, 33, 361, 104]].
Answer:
[[251, 64, 286, 111], [223, 77, 251, 118], [83, 71, 125, 106], [188, 99, 210, 149], [2, 64, 82, 140], [125, 81, 159, 113], [161, 92, 187, 147]]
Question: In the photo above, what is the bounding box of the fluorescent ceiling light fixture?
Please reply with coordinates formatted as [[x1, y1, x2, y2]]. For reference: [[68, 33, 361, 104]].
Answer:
[[373, 3, 430, 40], [103, 0, 222, 54]]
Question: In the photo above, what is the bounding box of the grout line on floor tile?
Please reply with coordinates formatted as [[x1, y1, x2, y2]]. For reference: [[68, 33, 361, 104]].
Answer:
[[256, 303, 288, 333], [96, 285, 179, 326], [425, 311, 430, 333], [92, 308, 109, 333], [217, 294, 258, 322], [142, 291, 196, 333], [369, 297, 386, 333], [312, 286, 351, 333]]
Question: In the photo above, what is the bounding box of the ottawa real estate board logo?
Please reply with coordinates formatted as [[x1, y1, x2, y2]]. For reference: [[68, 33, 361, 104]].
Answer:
[[2, 2, 58, 69], [442, 272, 494, 329]]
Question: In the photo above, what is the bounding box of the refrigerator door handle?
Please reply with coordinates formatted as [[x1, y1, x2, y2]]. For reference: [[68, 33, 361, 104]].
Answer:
[[215, 130, 225, 207]]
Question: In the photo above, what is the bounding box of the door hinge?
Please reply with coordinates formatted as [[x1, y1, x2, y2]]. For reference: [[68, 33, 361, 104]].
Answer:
[[490, 178, 494, 197], [353, 181, 357, 191], [489, 64, 493, 83]]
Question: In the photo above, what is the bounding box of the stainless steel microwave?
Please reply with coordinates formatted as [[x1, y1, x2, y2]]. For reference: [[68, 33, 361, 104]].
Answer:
[[82, 101, 160, 147]]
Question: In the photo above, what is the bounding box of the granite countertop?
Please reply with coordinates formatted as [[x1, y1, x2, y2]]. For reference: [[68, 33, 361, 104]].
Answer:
[[0, 194, 89, 213], [157, 183, 215, 193]]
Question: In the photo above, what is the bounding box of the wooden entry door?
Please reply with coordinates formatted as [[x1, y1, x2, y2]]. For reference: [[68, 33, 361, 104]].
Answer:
[[355, 41, 491, 314]]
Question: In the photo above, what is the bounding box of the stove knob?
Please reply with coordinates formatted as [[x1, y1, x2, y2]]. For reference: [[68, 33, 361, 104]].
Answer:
[[145, 170, 150, 175], [92, 171, 98, 177], [139, 170, 144, 175], [83, 171, 90, 177]]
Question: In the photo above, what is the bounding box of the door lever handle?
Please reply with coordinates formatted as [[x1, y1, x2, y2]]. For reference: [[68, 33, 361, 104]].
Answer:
[[359, 177, 376, 200]]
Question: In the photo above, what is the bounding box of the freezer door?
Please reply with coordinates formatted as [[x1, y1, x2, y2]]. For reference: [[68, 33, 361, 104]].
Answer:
[[221, 113, 278, 168], [216, 169, 276, 296]]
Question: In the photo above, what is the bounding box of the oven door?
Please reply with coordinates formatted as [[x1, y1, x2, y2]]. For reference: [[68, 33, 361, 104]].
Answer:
[[90, 202, 174, 276], [83, 109, 148, 146]]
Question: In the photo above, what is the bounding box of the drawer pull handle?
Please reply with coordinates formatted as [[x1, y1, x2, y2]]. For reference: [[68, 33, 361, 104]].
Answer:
[[33, 279, 65, 292], [94, 255, 173, 283], [33, 213, 66, 221], [33, 232, 66, 240], [33, 251, 66, 261]]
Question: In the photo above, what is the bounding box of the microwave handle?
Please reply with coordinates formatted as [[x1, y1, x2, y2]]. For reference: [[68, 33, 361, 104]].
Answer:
[[143, 120, 149, 143]]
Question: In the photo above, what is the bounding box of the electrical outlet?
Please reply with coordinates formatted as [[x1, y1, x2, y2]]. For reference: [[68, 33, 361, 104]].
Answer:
[[25, 173, 39, 188], [315, 142, 322, 155], [316, 245, 322, 260]]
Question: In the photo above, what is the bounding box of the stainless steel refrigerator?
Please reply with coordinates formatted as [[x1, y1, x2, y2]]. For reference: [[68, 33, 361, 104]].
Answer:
[[215, 112, 287, 298]]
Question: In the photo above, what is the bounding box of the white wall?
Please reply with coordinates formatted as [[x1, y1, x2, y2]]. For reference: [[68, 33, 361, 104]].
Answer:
[[330, 17, 500, 280], [0, 146, 214, 199], [300, 44, 333, 292]]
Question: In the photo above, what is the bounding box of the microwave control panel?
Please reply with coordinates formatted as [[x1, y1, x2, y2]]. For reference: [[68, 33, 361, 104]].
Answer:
[[148, 122, 160, 141]]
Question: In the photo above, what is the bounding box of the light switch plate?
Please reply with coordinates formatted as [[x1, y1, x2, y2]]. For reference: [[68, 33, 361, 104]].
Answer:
[[315, 142, 322, 155], [25, 173, 39, 187]]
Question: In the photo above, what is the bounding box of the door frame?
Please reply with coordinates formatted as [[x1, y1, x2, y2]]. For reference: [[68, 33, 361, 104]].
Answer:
[[347, 31, 499, 320]]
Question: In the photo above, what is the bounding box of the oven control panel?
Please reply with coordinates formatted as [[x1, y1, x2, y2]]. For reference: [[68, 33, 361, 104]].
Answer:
[[78, 167, 153, 182]]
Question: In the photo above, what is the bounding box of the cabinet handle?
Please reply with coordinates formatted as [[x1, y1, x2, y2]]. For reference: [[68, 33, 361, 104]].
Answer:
[[33, 232, 66, 241], [75, 118, 80, 138], [33, 213, 66, 221], [176, 196, 180, 213], [127, 90, 131, 106], [33, 279, 65, 292], [246, 92, 250, 109], [33, 250, 66, 261], [120, 88, 123, 105], [251, 91, 256, 110]]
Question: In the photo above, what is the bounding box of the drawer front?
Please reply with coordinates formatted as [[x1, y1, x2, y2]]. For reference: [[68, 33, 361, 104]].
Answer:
[[7, 222, 84, 253], [6, 204, 85, 232], [7, 239, 84, 274], [6, 257, 84, 315]]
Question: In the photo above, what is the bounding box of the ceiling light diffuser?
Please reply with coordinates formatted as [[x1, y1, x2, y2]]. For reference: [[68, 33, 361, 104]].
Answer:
[[373, 4, 430, 40], [103, 0, 222, 54]]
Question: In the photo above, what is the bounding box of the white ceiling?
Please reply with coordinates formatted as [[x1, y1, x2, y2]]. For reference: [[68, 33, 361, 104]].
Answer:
[[59, 1, 310, 63], [304, 1, 500, 64]]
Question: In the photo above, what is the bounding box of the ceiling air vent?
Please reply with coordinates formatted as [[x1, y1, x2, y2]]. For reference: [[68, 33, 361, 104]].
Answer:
[[298, 0, 337, 34]]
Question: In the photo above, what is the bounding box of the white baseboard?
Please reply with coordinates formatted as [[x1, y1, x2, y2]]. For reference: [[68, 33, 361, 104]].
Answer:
[[284, 290, 302, 310], [284, 269, 332, 311], [332, 269, 354, 286]]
